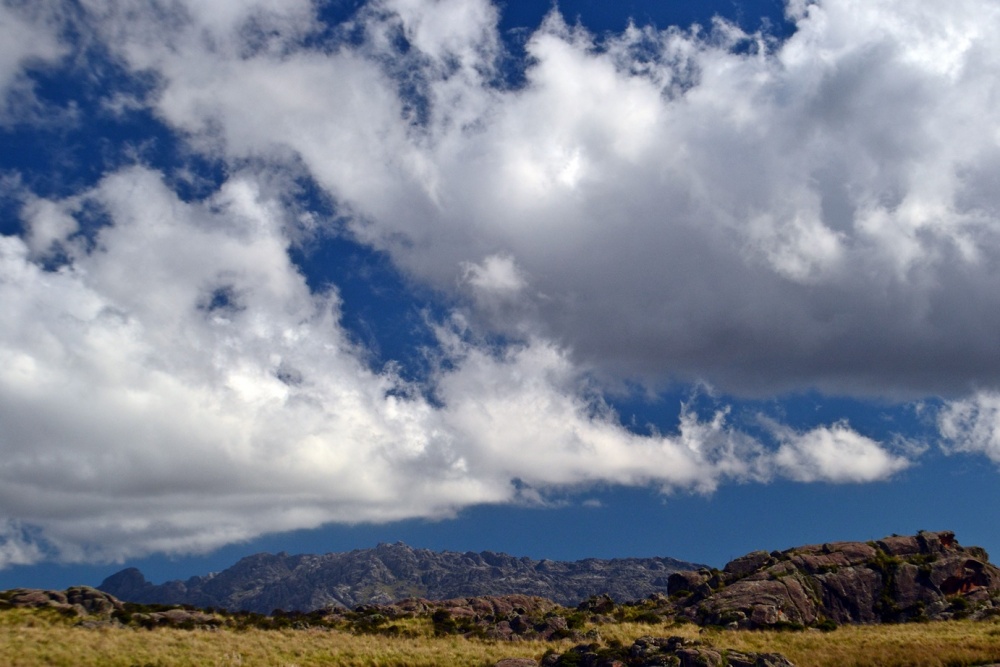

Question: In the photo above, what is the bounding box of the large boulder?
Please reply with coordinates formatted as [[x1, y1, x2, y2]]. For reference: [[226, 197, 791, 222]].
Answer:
[[695, 576, 820, 627]]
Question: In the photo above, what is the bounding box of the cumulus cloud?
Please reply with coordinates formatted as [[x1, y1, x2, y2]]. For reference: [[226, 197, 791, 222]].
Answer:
[[771, 421, 911, 483], [62, 0, 1000, 399], [10, 0, 998, 564], [0, 166, 908, 565]]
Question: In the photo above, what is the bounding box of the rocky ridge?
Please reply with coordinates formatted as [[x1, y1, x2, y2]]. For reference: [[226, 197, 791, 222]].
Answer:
[[664, 530, 1000, 628], [99, 542, 703, 613]]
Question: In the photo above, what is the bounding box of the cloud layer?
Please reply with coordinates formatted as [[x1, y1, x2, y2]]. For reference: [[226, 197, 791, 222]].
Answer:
[[0, 166, 909, 566], [70, 0, 1000, 398], [4, 0, 999, 564]]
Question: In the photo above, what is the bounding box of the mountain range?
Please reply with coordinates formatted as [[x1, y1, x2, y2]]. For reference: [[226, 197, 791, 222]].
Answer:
[[98, 542, 703, 613]]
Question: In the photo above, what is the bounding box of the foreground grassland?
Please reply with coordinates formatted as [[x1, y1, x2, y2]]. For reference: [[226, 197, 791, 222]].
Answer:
[[4, 608, 1000, 667]]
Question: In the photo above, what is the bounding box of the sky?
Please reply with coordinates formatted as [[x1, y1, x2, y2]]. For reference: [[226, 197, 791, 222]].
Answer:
[[2, 0, 1000, 591]]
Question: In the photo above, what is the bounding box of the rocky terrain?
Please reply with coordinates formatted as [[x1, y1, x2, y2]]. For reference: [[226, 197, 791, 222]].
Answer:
[[96, 531, 1000, 625], [18, 529, 1000, 641], [536, 636, 795, 667], [0, 586, 124, 617], [9, 531, 1000, 667], [99, 542, 703, 613], [664, 530, 1000, 628], [1, 588, 800, 666]]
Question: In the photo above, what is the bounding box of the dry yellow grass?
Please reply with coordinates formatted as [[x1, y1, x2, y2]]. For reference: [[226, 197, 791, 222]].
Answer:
[[4, 608, 1000, 667], [1, 623, 566, 667], [0, 609, 567, 667], [711, 620, 1000, 667]]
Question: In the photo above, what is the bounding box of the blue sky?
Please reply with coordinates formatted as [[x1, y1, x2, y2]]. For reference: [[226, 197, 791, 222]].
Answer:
[[2, 0, 1000, 591]]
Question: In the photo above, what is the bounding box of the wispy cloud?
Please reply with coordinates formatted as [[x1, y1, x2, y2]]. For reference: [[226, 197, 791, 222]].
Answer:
[[0, 2, 67, 123], [939, 392, 1000, 464]]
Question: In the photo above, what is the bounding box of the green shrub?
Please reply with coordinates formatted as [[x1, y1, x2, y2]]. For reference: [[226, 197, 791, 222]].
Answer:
[[948, 595, 971, 619], [771, 621, 806, 632], [815, 618, 838, 632]]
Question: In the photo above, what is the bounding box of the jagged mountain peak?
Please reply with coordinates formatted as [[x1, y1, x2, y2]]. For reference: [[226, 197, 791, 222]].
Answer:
[[99, 543, 703, 614]]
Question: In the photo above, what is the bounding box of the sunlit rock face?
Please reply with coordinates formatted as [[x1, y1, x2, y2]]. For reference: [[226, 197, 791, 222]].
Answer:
[[668, 530, 1000, 628]]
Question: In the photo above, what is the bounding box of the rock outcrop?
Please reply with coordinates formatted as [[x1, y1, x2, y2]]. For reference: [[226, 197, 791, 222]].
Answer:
[[667, 530, 1000, 628], [1, 587, 233, 629], [99, 542, 703, 613], [0, 586, 124, 617]]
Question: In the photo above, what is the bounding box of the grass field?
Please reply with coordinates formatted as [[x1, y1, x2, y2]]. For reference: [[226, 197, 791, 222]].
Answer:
[[4, 607, 1000, 667]]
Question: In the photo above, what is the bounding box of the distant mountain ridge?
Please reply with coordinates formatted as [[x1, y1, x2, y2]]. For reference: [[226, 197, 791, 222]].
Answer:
[[98, 542, 704, 613]]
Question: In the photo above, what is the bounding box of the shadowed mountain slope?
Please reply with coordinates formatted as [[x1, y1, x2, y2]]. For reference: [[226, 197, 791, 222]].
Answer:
[[99, 542, 703, 613]]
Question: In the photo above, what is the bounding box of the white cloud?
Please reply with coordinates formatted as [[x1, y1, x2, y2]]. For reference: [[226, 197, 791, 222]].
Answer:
[[21, 0, 1000, 563], [462, 255, 526, 295], [67, 0, 1000, 398], [0, 166, 910, 565], [21, 197, 79, 260], [1, 167, 457, 561], [772, 421, 911, 483], [939, 392, 1000, 464], [458, 254, 535, 332], [0, 521, 43, 569], [0, 3, 66, 121], [431, 326, 765, 495], [79, 0, 317, 60], [378, 0, 499, 70]]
